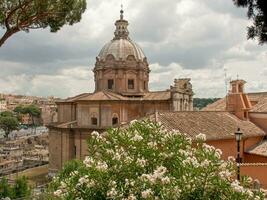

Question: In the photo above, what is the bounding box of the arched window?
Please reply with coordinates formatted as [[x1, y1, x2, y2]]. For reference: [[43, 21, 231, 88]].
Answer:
[[112, 113, 119, 126], [128, 79, 134, 89]]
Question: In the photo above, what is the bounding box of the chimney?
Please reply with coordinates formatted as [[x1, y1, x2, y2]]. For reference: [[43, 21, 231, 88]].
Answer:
[[226, 79, 252, 120]]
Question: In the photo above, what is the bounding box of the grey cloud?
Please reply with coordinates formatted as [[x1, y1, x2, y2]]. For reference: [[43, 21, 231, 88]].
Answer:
[[0, 0, 267, 97]]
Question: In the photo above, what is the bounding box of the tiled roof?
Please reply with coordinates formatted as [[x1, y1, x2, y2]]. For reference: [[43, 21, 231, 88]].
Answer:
[[143, 91, 171, 100], [202, 98, 226, 111], [147, 111, 265, 141], [246, 140, 267, 157], [250, 97, 267, 112], [57, 91, 171, 102], [202, 92, 267, 113]]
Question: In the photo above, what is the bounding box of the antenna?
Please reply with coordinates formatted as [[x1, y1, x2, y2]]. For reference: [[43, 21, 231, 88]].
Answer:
[[224, 68, 228, 110]]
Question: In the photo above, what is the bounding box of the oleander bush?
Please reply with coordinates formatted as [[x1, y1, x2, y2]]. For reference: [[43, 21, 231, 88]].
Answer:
[[48, 120, 264, 200]]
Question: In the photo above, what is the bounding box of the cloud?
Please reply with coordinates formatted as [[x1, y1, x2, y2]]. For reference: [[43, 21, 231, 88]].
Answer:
[[0, 0, 267, 98]]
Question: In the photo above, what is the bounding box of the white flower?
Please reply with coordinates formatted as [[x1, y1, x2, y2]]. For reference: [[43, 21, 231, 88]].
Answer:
[[200, 159, 210, 168], [219, 169, 232, 180], [141, 189, 153, 199], [127, 194, 137, 200], [228, 156, 235, 162], [91, 131, 100, 137], [54, 189, 63, 197], [137, 158, 147, 167], [131, 134, 143, 141], [203, 143, 215, 152], [195, 133, 206, 141], [231, 180, 245, 193], [215, 149, 223, 158], [147, 141, 157, 149], [130, 119, 138, 125], [161, 176, 170, 184], [96, 161, 108, 171], [83, 156, 94, 167], [107, 187, 118, 197]]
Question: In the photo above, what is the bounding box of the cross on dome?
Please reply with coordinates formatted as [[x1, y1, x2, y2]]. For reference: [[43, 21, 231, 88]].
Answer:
[[120, 4, 124, 20]]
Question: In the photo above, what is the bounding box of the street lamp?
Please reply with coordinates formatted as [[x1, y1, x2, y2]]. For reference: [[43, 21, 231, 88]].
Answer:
[[235, 127, 243, 181]]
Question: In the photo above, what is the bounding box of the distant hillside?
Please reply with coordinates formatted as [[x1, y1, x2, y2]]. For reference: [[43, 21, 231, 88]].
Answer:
[[193, 98, 220, 110]]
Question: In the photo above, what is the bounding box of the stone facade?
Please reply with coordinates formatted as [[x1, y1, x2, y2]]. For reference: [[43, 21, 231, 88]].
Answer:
[[48, 9, 193, 173]]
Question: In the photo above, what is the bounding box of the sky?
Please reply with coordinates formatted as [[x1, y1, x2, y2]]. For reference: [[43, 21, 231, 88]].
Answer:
[[0, 0, 267, 98]]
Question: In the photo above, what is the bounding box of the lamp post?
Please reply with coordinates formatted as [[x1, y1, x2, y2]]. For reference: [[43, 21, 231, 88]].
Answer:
[[235, 128, 243, 181]]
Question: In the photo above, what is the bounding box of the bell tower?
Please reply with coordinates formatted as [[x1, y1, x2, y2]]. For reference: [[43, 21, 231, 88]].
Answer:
[[226, 79, 252, 120]]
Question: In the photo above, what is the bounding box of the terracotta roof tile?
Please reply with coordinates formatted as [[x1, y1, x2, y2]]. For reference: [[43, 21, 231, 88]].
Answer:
[[148, 111, 265, 141], [143, 91, 170, 100], [246, 140, 267, 157]]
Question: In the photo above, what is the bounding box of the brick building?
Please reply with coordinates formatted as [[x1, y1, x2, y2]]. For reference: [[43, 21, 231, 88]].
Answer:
[[48, 9, 194, 173]]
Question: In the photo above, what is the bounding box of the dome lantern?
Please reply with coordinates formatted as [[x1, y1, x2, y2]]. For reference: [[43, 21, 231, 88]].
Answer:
[[114, 6, 129, 40]]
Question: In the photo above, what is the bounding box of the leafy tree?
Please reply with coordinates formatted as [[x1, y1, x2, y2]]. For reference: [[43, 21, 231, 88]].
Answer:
[[48, 121, 264, 199], [12, 176, 31, 198], [0, 178, 12, 199], [14, 105, 26, 114], [0, 0, 87, 47], [0, 111, 14, 118], [233, 0, 267, 44], [193, 98, 220, 110], [24, 104, 41, 126], [0, 112, 19, 137], [0, 177, 31, 199], [14, 104, 41, 126]]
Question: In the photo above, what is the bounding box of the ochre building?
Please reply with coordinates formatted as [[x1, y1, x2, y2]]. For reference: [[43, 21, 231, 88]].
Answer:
[[48, 10, 193, 173]]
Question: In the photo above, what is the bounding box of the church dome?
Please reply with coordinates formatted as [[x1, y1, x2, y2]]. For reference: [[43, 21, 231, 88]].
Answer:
[[98, 39, 146, 61], [97, 8, 146, 62]]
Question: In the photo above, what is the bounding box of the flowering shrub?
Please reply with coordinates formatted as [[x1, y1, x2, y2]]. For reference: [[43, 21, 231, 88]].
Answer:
[[49, 120, 264, 199]]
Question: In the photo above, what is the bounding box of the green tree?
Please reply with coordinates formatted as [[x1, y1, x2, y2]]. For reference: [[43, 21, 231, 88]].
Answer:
[[24, 104, 41, 127], [193, 98, 220, 110], [0, 111, 14, 117], [233, 0, 267, 44], [12, 176, 31, 198], [14, 105, 26, 114], [0, 178, 12, 199], [0, 112, 19, 138], [0, 0, 87, 47], [0, 177, 31, 199], [14, 104, 41, 126]]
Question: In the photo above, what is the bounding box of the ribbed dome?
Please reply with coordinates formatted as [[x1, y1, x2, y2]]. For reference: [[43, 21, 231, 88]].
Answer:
[[98, 39, 146, 61]]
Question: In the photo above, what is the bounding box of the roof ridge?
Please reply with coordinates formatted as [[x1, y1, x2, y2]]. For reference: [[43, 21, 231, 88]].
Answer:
[[104, 90, 124, 100]]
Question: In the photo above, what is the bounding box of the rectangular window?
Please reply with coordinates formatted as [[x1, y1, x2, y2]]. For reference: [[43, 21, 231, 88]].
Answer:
[[128, 79, 134, 89], [144, 81, 146, 90], [108, 79, 114, 89], [91, 117, 97, 125]]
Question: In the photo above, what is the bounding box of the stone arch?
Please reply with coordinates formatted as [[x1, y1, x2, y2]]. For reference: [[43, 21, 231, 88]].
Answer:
[[126, 55, 136, 61], [106, 54, 115, 61]]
